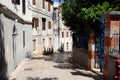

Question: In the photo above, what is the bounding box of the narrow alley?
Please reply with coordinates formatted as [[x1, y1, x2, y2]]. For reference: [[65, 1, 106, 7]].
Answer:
[[9, 53, 103, 80], [1, 0, 120, 80]]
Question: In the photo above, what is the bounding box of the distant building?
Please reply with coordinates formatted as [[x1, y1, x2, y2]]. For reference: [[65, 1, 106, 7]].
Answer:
[[53, 2, 73, 52], [0, 0, 33, 77], [32, 0, 54, 56]]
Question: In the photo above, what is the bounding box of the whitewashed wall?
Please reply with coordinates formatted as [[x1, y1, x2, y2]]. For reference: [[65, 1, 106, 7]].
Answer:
[[0, 0, 33, 74], [0, 0, 32, 22]]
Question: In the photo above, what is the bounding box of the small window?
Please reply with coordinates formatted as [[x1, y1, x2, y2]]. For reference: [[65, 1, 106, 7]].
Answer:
[[48, 21, 51, 29], [53, 13, 56, 21], [32, 18, 39, 28], [66, 32, 68, 37], [32, 0, 36, 5], [42, 0, 45, 9], [12, 0, 20, 5], [48, 3, 51, 11], [33, 39, 36, 51], [43, 39, 45, 48], [42, 18, 46, 30], [62, 32, 64, 38]]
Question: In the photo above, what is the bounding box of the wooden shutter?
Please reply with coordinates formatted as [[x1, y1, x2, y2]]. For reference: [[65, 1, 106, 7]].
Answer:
[[48, 21, 51, 29], [48, 3, 50, 11], [32, 0, 36, 5], [35, 18, 39, 28], [32, 18, 39, 28], [32, 18, 35, 28], [42, 0, 45, 9]]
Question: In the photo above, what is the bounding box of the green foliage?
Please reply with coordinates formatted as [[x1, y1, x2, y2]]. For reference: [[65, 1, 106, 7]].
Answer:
[[62, 0, 119, 37]]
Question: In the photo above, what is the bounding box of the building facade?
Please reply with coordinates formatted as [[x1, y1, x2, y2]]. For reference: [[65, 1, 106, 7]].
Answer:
[[31, 0, 54, 56], [0, 0, 33, 78], [53, 3, 73, 53]]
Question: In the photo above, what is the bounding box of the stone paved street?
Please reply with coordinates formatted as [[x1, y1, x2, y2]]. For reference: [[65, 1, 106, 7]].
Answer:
[[9, 54, 104, 80]]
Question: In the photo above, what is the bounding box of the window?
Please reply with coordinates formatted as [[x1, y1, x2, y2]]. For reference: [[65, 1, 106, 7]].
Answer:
[[33, 39, 36, 51], [22, 0, 26, 14], [42, 18, 46, 30], [48, 3, 51, 11], [32, 0, 36, 5], [62, 32, 64, 38], [23, 31, 25, 47], [42, 0, 45, 9], [53, 13, 56, 21], [43, 39, 45, 48], [32, 18, 39, 28], [48, 21, 51, 29], [52, 8, 56, 21], [12, 0, 20, 5], [66, 32, 68, 37]]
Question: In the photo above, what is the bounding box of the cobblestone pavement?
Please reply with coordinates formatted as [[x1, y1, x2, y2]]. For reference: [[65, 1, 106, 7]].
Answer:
[[9, 53, 104, 80]]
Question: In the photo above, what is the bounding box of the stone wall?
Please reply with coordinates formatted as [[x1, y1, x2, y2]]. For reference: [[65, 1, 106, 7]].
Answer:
[[73, 47, 88, 68], [107, 55, 118, 80]]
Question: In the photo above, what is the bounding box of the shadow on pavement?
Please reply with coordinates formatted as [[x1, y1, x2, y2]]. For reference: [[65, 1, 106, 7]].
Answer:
[[26, 77, 58, 80], [31, 55, 53, 61], [53, 63, 74, 69], [71, 70, 103, 80]]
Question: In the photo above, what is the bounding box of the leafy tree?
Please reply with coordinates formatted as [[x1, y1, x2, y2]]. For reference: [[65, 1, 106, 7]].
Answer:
[[62, 0, 119, 37]]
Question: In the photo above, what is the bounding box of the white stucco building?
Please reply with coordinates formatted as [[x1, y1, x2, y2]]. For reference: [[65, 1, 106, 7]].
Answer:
[[31, 0, 54, 56], [53, 2, 73, 52], [0, 0, 33, 78]]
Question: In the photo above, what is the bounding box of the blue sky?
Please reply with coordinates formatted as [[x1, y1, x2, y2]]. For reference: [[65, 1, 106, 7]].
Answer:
[[54, 0, 64, 2]]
